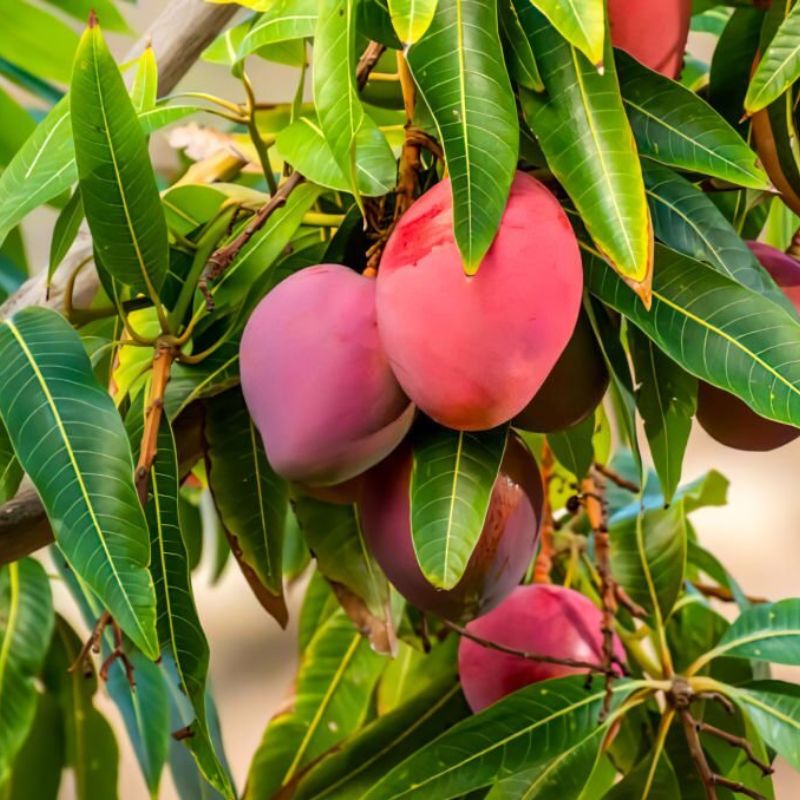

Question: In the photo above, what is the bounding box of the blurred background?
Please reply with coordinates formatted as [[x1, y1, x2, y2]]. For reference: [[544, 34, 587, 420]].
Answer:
[[10, 1, 800, 797]]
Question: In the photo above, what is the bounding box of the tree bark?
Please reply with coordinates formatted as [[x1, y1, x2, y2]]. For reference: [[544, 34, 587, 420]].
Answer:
[[0, 0, 236, 565]]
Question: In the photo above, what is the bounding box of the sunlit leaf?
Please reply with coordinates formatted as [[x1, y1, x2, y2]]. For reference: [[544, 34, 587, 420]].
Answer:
[[131, 47, 158, 114], [389, 0, 437, 44], [530, 0, 604, 66], [240, 0, 317, 57]]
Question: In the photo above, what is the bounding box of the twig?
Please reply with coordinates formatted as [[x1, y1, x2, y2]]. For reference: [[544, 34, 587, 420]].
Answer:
[[594, 463, 640, 494], [696, 721, 774, 777], [615, 584, 648, 619], [692, 582, 767, 605], [533, 443, 555, 584], [99, 615, 136, 688], [356, 42, 387, 91], [134, 342, 175, 504], [443, 619, 610, 674], [681, 710, 768, 800], [69, 610, 111, 676]]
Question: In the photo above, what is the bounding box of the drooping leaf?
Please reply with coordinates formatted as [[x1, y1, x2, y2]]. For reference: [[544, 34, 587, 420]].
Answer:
[[643, 162, 795, 316], [296, 677, 469, 800], [54, 551, 169, 797], [616, 51, 769, 190], [690, 598, 800, 673], [408, 0, 519, 273], [127, 399, 235, 799], [409, 423, 508, 590], [548, 412, 595, 480], [745, 0, 800, 113], [519, 8, 651, 291], [388, 0, 437, 44], [530, 0, 604, 66], [609, 501, 687, 624], [0, 418, 22, 505], [0, 692, 64, 800], [294, 495, 393, 653], [362, 677, 639, 800], [629, 330, 697, 504], [276, 116, 396, 197], [585, 243, 800, 429], [48, 188, 84, 284], [71, 19, 169, 296], [205, 389, 289, 626], [0, 308, 158, 657], [730, 681, 800, 771], [0, 559, 54, 784], [43, 617, 118, 800], [246, 611, 386, 799], [498, 0, 543, 91]]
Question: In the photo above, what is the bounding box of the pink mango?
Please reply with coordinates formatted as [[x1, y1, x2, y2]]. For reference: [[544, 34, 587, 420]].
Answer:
[[239, 264, 414, 485], [359, 435, 543, 621], [376, 172, 583, 431], [608, 0, 692, 78], [458, 584, 625, 712], [697, 242, 800, 451]]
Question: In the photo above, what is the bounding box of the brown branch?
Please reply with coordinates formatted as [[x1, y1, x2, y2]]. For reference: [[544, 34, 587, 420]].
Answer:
[[356, 42, 387, 91], [99, 615, 136, 688], [443, 619, 610, 674], [593, 462, 640, 494], [696, 721, 775, 777], [692, 582, 767, 605], [682, 710, 768, 800], [69, 610, 111, 677]]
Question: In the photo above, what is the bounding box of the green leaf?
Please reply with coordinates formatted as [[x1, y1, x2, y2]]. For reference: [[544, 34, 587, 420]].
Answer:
[[297, 570, 340, 653], [0, 308, 158, 658], [548, 412, 595, 480], [629, 330, 697, 504], [209, 182, 321, 311], [294, 496, 393, 652], [43, 617, 118, 800], [603, 748, 680, 799], [43, 0, 130, 33], [0, 559, 54, 784], [71, 20, 169, 296], [164, 342, 240, 421], [585, 243, 800, 429], [362, 677, 639, 800], [410, 424, 508, 590], [610, 501, 687, 624], [314, 0, 372, 202], [616, 51, 769, 190], [691, 598, 800, 673], [408, 0, 519, 273], [240, 0, 318, 56], [0, 2, 80, 85], [131, 47, 158, 114], [0, 692, 65, 800], [519, 9, 651, 288], [485, 728, 605, 799], [127, 400, 234, 798], [745, 1, 800, 113], [498, 0, 543, 91], [246, 611, 386, 800], [730, 681, 800, 771], [276, 116, 396, 197], [643, 162, 795, 315], [48, 188, 84, 283], [389, 0, 437, 44], [0, 88, 36, 168], [296, 678, 470, 799], [205, 389, 289, 625], [53, 551, 169, 797], [530, 0, 604, 66], [0, 418, 22, 505]]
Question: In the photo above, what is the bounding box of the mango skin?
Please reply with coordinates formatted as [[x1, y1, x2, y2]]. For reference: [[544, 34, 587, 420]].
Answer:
[[240, 264, 414, 485], [608, 0, 691, 78], [458, 584, 625, 712], [376, 172, 583, 431], [360, 435, 543, 622], [514, 312, 609, 433], [697, 242, 800, 452]]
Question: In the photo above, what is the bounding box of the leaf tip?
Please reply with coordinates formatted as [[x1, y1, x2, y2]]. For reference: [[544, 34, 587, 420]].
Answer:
[[88, 8, 99, 28]]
